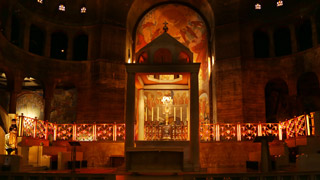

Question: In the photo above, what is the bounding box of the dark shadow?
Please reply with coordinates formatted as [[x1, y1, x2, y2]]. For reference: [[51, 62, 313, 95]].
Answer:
[[73, 34, 88, 61], [29, 24, 45, 55], [274, 27, 292, 56], [50, 32, 68, 60], [253, 30, 269, 58]]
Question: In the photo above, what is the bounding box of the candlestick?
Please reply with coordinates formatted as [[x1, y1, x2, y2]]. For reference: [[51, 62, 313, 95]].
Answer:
[[152, 107, 154, 121], [180, 107, 183, 122]]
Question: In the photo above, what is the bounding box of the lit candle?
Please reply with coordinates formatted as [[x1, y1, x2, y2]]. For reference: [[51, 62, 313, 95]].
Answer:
[[180, 107, 183, 121], [152, 107, 154, 121], [157, 107, 159, 121], [145, 107, 147, 121], [174, 107, 176, 121]]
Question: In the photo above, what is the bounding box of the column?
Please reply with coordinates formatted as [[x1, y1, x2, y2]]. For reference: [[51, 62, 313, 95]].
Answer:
[[314, 112, 320, 136], [44, 83, 55, 121], [190, 72, 200, 171], [138, 89, 144, 140], [125, 72, 135, 169], [9, 75, 22, 114]]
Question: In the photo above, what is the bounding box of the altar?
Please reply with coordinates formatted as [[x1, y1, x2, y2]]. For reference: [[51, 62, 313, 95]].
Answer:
[[125, 27, 200, 172], [126, 147, 184, 172]]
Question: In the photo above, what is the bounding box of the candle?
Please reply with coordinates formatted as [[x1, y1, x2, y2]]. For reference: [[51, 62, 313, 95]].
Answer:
[[145, 107, 147, 121], [180, 107, 183, 121], [174, 107, 176, 121], [152, 107, 154, 121]]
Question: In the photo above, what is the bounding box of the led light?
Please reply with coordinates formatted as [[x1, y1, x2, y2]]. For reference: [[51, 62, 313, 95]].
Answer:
[[255, 3, 261, 10], [59, 4, 66, 11], [277, 0, 283, 7]]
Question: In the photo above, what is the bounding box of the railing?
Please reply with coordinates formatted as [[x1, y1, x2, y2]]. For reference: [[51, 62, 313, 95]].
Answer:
[[144, 122, 188, 141], [17, 115, 125, 142], [17, 112, 315, 142], [200, 113, 315, 142]]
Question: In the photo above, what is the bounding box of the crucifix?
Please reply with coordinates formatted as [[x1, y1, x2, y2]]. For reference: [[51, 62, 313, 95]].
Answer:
[[163, 21, 168, 32]]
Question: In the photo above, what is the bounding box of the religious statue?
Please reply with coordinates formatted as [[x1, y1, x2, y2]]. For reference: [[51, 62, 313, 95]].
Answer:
[[5, 119, 18, 155]]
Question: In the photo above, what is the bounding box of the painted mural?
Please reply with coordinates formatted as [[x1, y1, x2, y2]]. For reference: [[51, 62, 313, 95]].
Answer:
[[50, 88, 77, 124], [136, 4, 210, 124], [16, 90, 44, 120]]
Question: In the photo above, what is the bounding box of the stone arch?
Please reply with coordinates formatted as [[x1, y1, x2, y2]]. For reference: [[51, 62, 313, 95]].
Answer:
[[126, 0, 214, 63]]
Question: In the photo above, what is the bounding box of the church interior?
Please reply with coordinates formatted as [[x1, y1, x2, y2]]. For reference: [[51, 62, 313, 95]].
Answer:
[[1, 0, 320, 179]]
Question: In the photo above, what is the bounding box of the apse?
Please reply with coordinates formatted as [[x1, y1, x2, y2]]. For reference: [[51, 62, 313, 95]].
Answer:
[[135, 3, 210, 124]]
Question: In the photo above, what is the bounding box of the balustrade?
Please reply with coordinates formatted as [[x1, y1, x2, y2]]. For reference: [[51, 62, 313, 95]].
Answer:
[[16, 112, 315, 142]]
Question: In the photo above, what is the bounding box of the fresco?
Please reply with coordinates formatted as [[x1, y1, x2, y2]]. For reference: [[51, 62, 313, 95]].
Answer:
[[16, 90, 44, 120], [136, 4, 210, 124], [50, 88, 77, 124]]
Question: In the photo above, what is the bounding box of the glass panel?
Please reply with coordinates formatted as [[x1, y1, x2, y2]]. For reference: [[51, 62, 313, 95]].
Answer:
[[141, 90, 189, 141]]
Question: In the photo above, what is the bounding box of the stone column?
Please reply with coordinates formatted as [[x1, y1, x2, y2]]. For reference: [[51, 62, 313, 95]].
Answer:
[[9, 75, 22, 114], [314, 111, 320, 136], [138, 89, 144, 140], [125, 72, 135, 169], [190, 72, 200, 171]]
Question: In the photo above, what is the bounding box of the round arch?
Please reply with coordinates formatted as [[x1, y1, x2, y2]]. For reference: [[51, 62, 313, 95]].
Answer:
[[126, 0, 215, 63]]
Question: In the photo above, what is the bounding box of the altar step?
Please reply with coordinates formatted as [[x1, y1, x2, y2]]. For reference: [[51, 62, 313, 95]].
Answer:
[[21, 165, 49, 171]]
